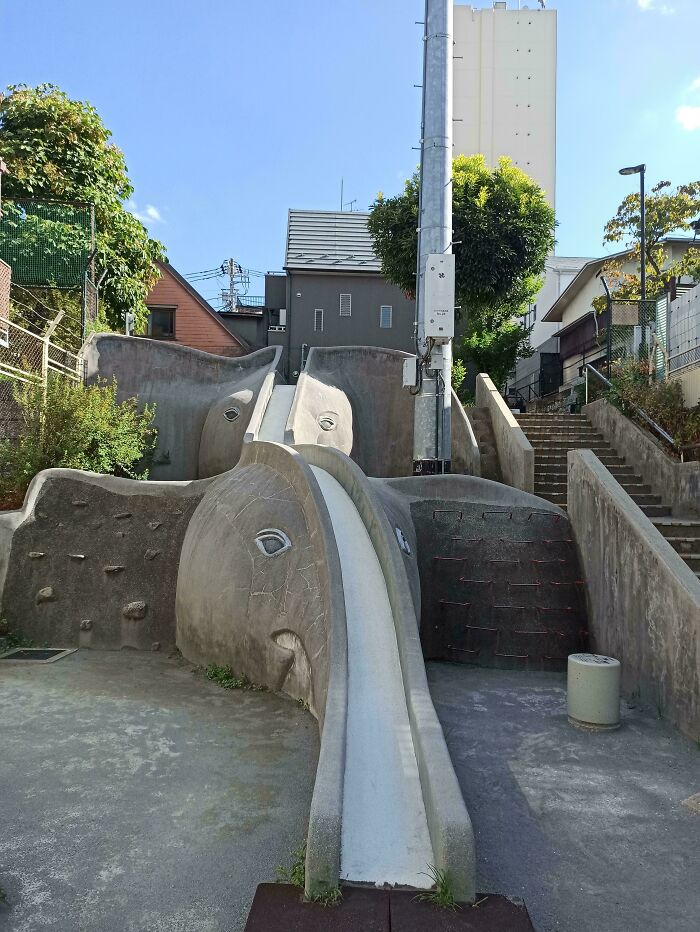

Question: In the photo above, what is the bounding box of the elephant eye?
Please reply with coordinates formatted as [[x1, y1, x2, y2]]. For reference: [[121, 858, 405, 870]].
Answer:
[[317, 414, 336, 431], [395, 526, 412, 556], [255, 529, 292, 557], [224, 407, 241, 422]]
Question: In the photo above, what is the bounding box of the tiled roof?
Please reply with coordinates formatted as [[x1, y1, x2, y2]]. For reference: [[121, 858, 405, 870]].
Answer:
[[285, 210, 381, 272]]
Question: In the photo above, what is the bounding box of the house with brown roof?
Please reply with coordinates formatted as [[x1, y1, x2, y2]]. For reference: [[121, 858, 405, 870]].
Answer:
[[144, 261, 248, 357]]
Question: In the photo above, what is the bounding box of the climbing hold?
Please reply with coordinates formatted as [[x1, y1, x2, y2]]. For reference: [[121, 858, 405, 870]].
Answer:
[[71, 501, 88, 508], [144, 549, 161, 561], [148, 521, 163, 531], [28, 552, 45, 560], [69, 554, 86, 561], [114, 512, 132, 520], [36, 587, 56, 604], [104, 565, 126, 575], [80, 619, 93, 631], [122, 601, 147, 620]]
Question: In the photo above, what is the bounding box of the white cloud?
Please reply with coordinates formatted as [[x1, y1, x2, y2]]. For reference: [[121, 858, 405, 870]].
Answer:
[[690, 77, 700, 92], [676, 105, 700, 131], [126, 200, 164, 225], [637, 0, 675, 12]]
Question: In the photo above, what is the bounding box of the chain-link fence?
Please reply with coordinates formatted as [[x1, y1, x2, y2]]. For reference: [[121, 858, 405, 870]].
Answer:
[[0, 313, 82, 439], [606, 298, 658, 372], [0, 198, 93, 288]]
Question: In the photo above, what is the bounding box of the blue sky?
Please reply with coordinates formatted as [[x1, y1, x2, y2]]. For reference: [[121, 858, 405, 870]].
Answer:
[[2, 0, 699, 304]]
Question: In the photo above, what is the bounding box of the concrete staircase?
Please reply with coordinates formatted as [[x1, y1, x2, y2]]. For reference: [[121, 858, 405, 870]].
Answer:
[[516, 413, 700, 583], [515, 413, 671, 519], [466, 407, 503, 483], [651, 517, 700, 581]]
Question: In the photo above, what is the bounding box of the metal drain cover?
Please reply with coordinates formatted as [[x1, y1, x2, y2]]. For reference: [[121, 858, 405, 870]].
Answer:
[[0, 647, 77, 663]]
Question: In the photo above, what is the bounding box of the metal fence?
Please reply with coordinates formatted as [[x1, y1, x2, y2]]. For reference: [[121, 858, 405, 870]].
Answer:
[[0, 198, 94, 288], [0, 199, 99, 345], [607, 298, 658, 370], [0, 312, 83, 439], [666, 286, 700, 375]]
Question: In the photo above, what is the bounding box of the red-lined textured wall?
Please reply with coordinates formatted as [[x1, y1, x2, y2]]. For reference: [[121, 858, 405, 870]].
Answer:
[[146, 269, 245, 357]]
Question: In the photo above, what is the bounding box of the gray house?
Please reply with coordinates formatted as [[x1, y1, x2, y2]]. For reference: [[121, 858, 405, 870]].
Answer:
[[222, 210, 417, 381]]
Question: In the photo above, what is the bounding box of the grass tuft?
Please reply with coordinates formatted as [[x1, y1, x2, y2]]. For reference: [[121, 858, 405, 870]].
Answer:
[[205, 664, 267, 692], [310, 886, 342, 907], [414, 865, 460, 911], [276, 841, 307, 888], [276, 841, 342, 907]]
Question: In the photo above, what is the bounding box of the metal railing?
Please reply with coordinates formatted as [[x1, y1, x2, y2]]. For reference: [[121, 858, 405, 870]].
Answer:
[[0, 311, 83, 437], [584, 363, 687, 461]]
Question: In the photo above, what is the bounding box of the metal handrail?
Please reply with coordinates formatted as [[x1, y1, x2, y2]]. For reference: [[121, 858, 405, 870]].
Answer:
[[584, 363, 684, 460]]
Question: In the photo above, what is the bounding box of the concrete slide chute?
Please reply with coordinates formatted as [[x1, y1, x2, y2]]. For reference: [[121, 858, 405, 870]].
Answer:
[[258, 385, 296, 443], [309, 466, 434, 888]]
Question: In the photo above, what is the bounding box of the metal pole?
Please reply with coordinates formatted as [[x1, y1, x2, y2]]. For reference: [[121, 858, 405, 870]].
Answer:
[[640, 167, 646, 302], [601, 276, 612, 379], [413, 0, 453, 475]]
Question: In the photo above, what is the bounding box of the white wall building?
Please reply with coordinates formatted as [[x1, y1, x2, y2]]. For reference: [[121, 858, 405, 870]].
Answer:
[[453, 1, 557, 208], [527, 255, 591, 349]]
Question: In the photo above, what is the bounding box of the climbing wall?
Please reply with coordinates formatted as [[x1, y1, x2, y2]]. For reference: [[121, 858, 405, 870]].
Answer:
[[413, 500, 588, 671]]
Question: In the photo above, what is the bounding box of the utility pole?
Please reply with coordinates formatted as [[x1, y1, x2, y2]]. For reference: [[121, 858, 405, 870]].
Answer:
[[221, 259, 250, 312], [412, 0, 454, 475]]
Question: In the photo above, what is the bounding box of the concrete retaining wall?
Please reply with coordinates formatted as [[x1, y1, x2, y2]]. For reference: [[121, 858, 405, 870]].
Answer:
[[584, 398, 700, 517], [84, 335, 281, 480], [475, 373, 534, 492], [296, 444, 476, 903], [0, 469, 210, 650], [568, 449, 700, 739]]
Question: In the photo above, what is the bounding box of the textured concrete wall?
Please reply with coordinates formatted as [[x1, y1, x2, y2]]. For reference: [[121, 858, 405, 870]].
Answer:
[[389, 475, 587, 671], [0, 469, 210, 651], [84, 335, 281, 480], [297, 445, 476, 903], [476, 373, 534, 492], [174, 442, 348, 897], [289, 346, 480, 477], [584, 398, 700, 517], [568, 450, 700, 739]]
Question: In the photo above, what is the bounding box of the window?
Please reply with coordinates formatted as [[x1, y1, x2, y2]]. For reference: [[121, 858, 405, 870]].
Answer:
[[147, 306, 176, 339], [339, 293, 352, 317], [314, 308, 324, 332], [380, 305, 393, 329]]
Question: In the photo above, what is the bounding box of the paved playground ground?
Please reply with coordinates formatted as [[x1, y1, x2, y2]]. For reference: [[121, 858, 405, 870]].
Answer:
[[429, 662, 700, 932], [1, 652, 698, 931]]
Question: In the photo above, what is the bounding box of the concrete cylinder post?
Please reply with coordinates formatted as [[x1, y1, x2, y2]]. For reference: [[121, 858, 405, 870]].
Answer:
[[567, 653, 621, 730]]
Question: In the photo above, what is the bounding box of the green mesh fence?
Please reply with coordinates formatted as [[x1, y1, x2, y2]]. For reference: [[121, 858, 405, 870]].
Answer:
[[0, 198, 94, 288], [607, 298, 658, 370]]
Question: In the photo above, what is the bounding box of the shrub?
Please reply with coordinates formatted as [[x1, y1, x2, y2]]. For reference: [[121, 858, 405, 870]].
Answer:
[[608, 360, 700, 449], [0, 375, 156, 507]]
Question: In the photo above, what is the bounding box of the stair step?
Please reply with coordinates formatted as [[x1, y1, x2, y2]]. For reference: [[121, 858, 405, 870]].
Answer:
[[663, 537, 700, 553], [680, 554, 700, 571], [630, 494, 663, 506], [641, 505, 672, 517], [652, 521, 700, 539]]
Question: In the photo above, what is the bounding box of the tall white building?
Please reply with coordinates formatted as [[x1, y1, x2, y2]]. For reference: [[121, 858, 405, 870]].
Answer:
[[453, 1, 557, 208]]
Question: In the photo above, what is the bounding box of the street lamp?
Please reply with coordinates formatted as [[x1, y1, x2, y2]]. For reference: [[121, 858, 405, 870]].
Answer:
[[619, 163, 646, 302]]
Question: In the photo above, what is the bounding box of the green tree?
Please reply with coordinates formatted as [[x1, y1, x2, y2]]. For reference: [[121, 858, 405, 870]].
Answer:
[[0, 84, 165, 331], [368, 155, 556, 387], [598, 178, 700, 306], [0, 375, 157, 509]]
